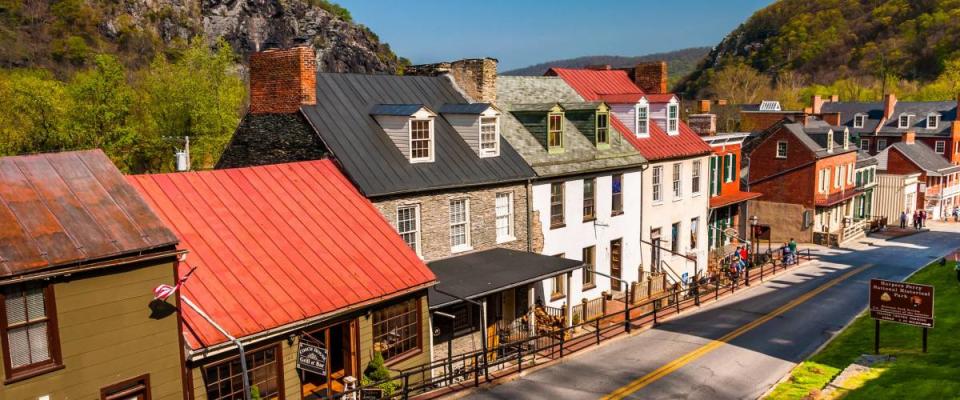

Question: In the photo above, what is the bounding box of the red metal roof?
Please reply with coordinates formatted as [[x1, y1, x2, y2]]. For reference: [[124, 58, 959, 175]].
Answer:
[[0, 150, 178, 279], [645, 94, 678, 103], [549, 68, 712, 161], [709, 191, 764, 209], [128, 160, 436, 350]]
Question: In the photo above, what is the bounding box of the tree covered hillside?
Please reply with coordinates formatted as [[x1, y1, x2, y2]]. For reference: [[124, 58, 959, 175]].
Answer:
[[678, 0, 960, 103]]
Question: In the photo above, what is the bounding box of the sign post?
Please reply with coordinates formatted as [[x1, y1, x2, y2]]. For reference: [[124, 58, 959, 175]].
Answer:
[[869, 279, 934, 354]]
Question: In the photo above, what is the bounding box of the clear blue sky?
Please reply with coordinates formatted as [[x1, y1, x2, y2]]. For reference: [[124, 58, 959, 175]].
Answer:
[[337, 0, 775, 71]]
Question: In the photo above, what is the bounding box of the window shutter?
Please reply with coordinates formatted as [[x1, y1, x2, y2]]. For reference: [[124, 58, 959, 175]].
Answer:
[[721, 155, 729, 183]]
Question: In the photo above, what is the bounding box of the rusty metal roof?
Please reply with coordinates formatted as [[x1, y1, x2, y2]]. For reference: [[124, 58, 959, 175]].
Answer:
[[0, 150, 179, 279]]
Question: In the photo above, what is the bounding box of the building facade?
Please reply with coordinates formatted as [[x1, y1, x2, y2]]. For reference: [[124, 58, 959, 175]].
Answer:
[[699, 133, 763, 257], [550, 65, 714, 284], [876, 131, 960, 220], [0, 150, 185, 400]]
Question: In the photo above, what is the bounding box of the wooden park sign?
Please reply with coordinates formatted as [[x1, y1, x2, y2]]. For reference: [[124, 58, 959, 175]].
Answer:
[[297, 341, 328, 376], [869, 278, 934, 353]]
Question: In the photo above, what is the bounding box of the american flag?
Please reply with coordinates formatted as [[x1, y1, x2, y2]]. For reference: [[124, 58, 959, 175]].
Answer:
[[153, 267, 197, 301]]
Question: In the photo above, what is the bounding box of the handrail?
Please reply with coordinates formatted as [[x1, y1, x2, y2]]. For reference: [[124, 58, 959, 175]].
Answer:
[[659, 260, 685, 285]]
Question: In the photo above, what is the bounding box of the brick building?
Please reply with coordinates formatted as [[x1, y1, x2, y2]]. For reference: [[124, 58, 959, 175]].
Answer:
[[217, 47, 582, 371], [876, 131, 960, 220], [699, 133, 763, 257], [744, 119, 865, 245]]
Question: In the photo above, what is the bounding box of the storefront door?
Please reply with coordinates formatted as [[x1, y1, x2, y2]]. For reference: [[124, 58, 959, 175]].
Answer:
[[301, 320, 358, 399]]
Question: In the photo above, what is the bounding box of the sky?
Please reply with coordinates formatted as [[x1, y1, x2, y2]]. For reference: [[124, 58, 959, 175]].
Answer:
[[337, 0, 776, 71]]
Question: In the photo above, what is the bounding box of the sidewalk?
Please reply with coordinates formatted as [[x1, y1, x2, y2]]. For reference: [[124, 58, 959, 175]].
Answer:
[[870, 226, 928, 240]]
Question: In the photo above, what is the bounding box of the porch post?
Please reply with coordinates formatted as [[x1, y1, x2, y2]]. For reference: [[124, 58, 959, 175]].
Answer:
[[565, 270, 574, 327], [528, 284, 537, 336]]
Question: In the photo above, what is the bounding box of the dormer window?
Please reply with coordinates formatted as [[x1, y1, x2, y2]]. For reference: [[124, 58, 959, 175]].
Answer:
[[548, 111, 564, 153], [410, 118, 434, 162], [827, 129, 834, 153], [853, 113, 866, 128], [927, 113, 940, 129], [843, 128, 850, 150], [898, 114, 911, 129], [479, 116, 499, 157], [667, 103, 679, 134], [636, 104, 649, 136], [596, 111, 610, 147]]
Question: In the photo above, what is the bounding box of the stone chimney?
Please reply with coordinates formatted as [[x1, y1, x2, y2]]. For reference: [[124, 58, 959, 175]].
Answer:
[[249, 46, 317, 114], [883, 93, 897, 120], [406, 58, 498, 103], [630, 61, 668, 94], [829, 94, 839, 102], [698, 100, 711, 114], [687, 114, 716, 136], [903, 129, 916, 144], [811, 95, 823, 114]]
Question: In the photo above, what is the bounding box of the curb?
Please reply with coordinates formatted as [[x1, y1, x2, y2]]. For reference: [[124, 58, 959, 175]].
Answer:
[[757, 242, 957, 400]]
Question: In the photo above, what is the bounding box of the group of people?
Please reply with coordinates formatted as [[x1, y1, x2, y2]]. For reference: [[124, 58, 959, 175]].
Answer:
[[899, 209, 928, 230], [780, 238, 799, 265]]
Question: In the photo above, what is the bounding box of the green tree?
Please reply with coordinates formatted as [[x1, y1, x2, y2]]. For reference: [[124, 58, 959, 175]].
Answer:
[[137, 38, 244, 171], [0, 69, 70, 155], [67, 54, 136, 170]]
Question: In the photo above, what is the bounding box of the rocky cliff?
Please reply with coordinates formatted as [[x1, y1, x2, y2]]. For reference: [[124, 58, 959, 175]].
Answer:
[[0, 0, 404, 75]]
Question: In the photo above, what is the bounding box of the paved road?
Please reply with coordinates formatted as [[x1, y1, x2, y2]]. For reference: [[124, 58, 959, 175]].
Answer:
[[465, 226, 960, 400]]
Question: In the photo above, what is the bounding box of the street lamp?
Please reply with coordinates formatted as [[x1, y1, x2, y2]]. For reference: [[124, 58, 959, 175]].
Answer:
[[748, 215, 759, 286]]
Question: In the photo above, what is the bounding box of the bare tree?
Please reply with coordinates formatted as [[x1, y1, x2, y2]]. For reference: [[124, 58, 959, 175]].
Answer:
[[707, 63, 771, 104]]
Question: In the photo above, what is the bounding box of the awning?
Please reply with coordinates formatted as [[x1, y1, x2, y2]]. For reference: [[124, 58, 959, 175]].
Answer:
[[427, 248, 583, 309], [709, 191, 763, 209]]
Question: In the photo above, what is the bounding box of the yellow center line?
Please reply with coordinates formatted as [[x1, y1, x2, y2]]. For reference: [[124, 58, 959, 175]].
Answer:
[[601, 264, 873, 400]]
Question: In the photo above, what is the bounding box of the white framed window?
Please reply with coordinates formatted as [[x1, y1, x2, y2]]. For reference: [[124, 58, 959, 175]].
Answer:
[[860, 138, 870, 151], [691, 160, 702, 194], [927, 114, 940, 129], [479, 116, 499, 157], [843, 129, 850, 149], [689, 217, 699, 250], [724, 153, 735, 183], [819, 168, 829, 193], [898, 114, 911, 129], [848, 163, 854, 185], [409, 119, 434, 162], [853, 114, 866, 128], [667, 103, 679, 134], [449, 198, 471, 252], [652, 166, 663, 203], [636, 104, 649, 136], [935, 140, 946, 154], [2, 284, 61, 377], [396, 205, 421, 256], [827, 130, 834, 153], [495, 192, 515, 242], [672, 163, 682, 198], [835, 166, 843, 188], [776, 141, 788, 158], [877, 139, 888, 150]]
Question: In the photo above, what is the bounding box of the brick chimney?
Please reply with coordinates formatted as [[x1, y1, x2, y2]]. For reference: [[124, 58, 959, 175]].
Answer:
[[811, 95, 823, 114], [249, 46, 317, 114], [698, 100, 711, 114], [630, 61, 668, 94], [829, 94, 839, 102], [903, 129, 916, 144], [687, 114, 716, 136], [406, 58, 498, 103], [822, 112, 842, 126], [883, 93, 897, 120]]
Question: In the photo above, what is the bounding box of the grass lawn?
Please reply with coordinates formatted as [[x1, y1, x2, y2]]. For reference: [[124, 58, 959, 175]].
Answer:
[[765, 260, 960, 399]]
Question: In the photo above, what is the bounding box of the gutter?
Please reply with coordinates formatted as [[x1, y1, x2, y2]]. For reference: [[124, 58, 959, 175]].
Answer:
[[0, 248, 185, 286], [185, 280, 435, 361]]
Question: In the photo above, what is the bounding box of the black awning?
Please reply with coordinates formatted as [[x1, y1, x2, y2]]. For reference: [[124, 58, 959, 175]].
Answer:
[[427, 248, 583, 309]]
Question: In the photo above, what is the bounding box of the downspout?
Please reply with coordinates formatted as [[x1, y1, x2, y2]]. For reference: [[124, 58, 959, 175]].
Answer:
[[638, 160, 650, 274], [526, 178, 533, 252], [182, 295, 251, 400]]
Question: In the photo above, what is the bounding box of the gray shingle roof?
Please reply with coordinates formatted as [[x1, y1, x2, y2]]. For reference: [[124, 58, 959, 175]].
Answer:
[[821, 100, 958, 137], [437, 103, 493, 114], [496, 76, 647, 177], [783, 122, 858, 158], [882, 141, 960, 176], [302, 73, 535, 198]]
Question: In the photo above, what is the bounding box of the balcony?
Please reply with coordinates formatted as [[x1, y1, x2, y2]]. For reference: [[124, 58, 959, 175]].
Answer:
[[814, 188, 860, 207], [926, 184, 960, 199]]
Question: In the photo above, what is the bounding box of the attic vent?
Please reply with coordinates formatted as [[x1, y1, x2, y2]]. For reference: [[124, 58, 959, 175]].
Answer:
[[759, 101, 782, 111]]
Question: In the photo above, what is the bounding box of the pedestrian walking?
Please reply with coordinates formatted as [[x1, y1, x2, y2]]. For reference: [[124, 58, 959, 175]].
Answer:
[[788, 238, 798, 265], [920, 209, 927, 228], [913, 210, 920, 230], [953, 206, 958, 222], [900, 211, 907, 229]]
